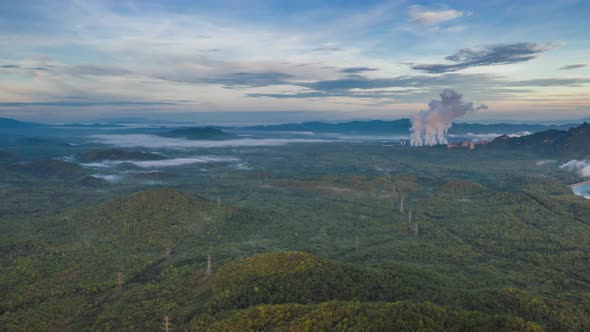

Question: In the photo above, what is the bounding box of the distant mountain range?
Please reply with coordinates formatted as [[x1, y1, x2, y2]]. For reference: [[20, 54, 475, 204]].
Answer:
[[242, 119, 578, 135], [157, 127, 237, 140], [489, 122, 590, 155], [0, 118, 126, 129], [63, 123, 126, 128], [0, 117, 583, 137], [243, 120, 411, 133], [0, 118, 44, 128]]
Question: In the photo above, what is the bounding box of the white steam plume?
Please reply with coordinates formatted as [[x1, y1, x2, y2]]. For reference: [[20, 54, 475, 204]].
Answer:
[[410, 89, 487, 146]]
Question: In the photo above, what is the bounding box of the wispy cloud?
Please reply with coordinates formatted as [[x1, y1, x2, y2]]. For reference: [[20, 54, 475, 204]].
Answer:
[[560, 64, 587, 70], [92, 174, 124, 182], [505, 78, 590, 86], [310, 45, 342, 52], [81, 156, 239, 168], [0, 64, 49, 71], [91, 134, 332, 149], [560, 160, 590, 177], [61, 64, 134, 77], [410, 42, 562, 73], [408, 5, 465, 26], [339, 67, 378, 74], [0, 101, 177, 107], [248, 74, 458, 100], [248, 72, 590, 102], [200, 72, 294, 88]]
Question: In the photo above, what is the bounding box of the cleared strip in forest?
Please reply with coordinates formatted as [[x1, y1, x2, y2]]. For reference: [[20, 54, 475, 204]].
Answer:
[[522, 191, 590, 226], [447, 214, 590, 288]]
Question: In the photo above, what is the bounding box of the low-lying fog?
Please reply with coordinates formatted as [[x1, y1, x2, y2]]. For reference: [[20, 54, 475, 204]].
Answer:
[[79, 156, 240, 169]]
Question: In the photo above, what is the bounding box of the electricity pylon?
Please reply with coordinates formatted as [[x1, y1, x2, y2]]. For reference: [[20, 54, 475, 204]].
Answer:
[[163, 316, 172, 332], [205, 254, 212, 277]]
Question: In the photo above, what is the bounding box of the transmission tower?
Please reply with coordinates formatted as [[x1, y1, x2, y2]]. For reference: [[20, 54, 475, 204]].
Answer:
[[162, 316, 172, 332], [205, 254, 212, 277], [116, 272, 124, 287], [400, 197, 404, 214]]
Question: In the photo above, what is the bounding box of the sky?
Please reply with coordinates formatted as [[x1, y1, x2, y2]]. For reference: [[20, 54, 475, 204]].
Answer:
[[0, 0, 589, 123]]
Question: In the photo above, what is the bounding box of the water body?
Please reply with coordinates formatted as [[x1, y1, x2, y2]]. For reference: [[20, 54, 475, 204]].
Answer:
[[571, 183, 590, 199]]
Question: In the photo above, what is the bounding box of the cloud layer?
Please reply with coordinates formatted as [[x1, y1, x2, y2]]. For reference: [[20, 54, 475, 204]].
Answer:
[[81, 156, 239, 168], [411, 42, 562, 73], [91, 134, 331, 149], [560, 64, 587, 70], [0, 1, 589, 121]]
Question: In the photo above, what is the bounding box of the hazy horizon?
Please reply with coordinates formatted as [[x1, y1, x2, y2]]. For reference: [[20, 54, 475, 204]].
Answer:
[[3, 110, 590, 127]]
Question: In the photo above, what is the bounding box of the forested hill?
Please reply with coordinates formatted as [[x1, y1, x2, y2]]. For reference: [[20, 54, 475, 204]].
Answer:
[[2, 180, 590, 330], [0, 118, 45, 128], [489, 122, 590, 156], [244, 119, 412, 134], [157, 127, 237, 140]]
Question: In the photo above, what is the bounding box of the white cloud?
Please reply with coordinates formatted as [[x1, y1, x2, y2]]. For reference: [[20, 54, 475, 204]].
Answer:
[[92, 174, 124, 182], [560, 160, 590, 177], [448, 131, 531, 141], [81, 156, 239, 168], [408, 5, 465, 26]]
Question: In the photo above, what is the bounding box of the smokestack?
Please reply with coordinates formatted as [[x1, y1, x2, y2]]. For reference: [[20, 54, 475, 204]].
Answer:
[[410, 89, 487, 146]]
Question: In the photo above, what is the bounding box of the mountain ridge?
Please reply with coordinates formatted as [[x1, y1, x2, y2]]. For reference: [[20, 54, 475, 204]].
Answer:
[[0, 117, 582, 136], [0, 118, 45, 128], [488, 122, 590, 156], [242, 119, 578, 135], [157, 127, 237, 140]]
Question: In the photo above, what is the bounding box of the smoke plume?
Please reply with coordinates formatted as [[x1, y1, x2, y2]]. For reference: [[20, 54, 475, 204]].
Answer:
[[410, 89, 487, 146]]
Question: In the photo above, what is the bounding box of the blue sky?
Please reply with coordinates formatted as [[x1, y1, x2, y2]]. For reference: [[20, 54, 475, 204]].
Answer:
[[0, 0, 589, 123]]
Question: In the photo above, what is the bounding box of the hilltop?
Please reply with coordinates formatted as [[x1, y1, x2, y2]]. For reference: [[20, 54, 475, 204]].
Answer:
[[157, 127, 236, 140], [64, 188, 215, 249], [489, 122, 590, 156], [9, 159, 87, 179], [0, 118, 44, 128]]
